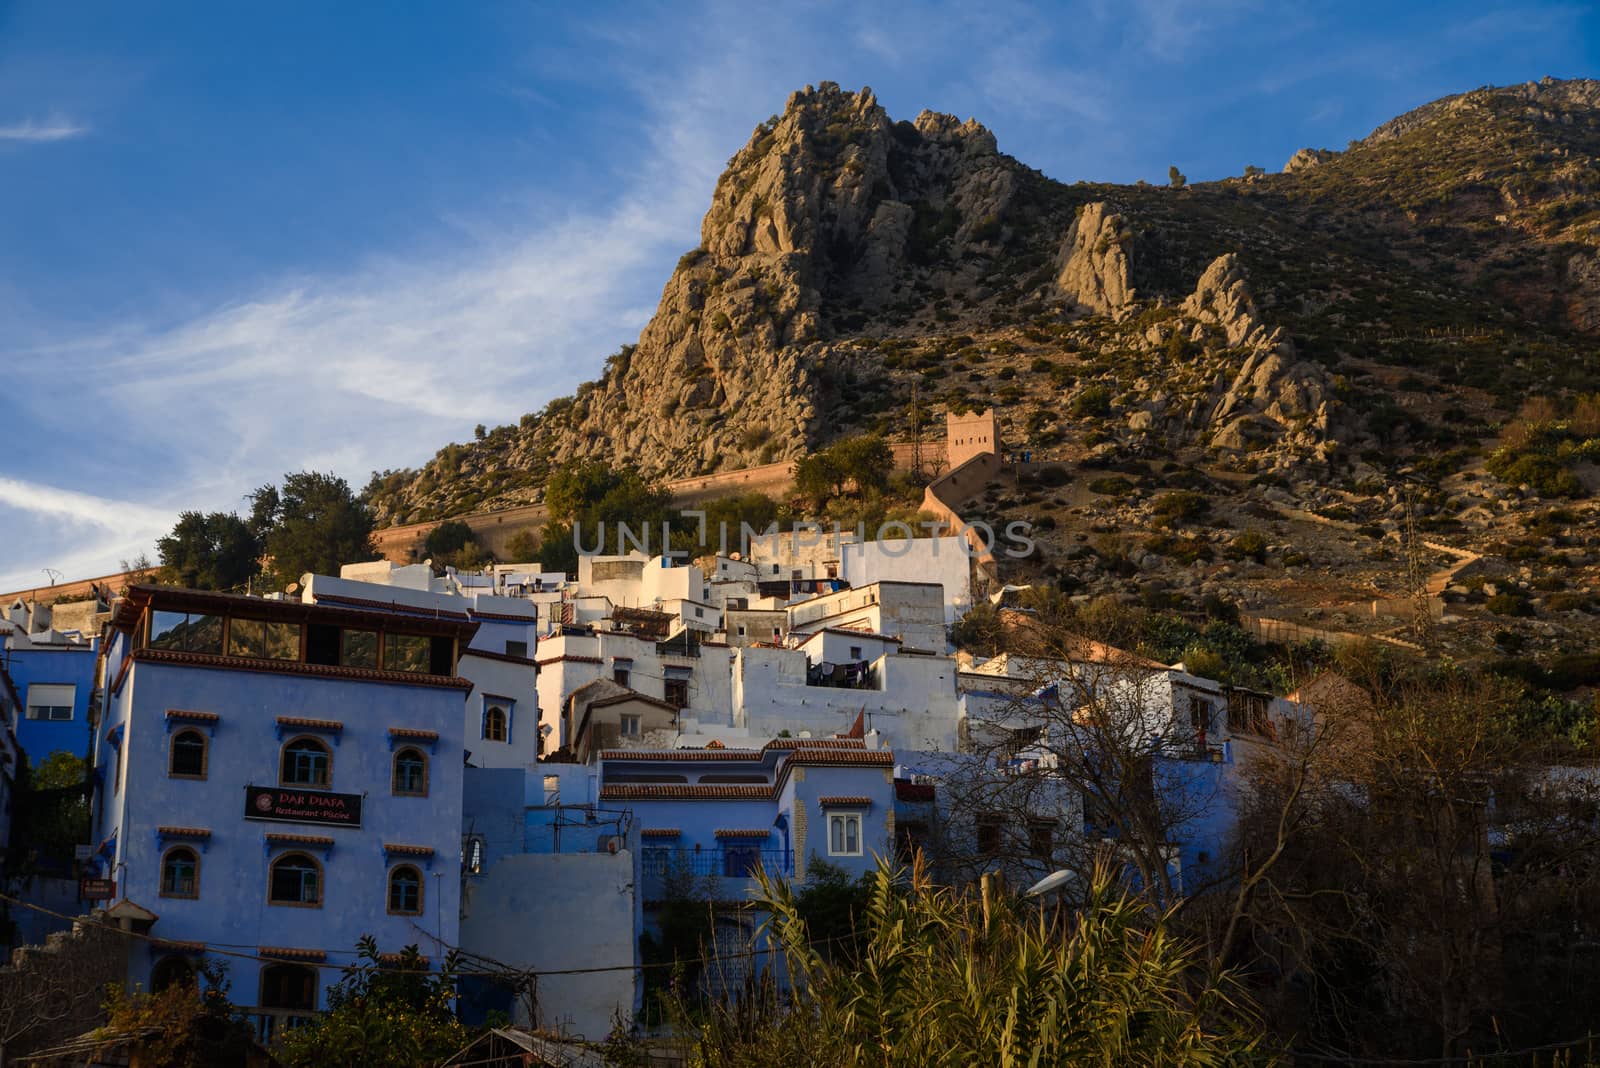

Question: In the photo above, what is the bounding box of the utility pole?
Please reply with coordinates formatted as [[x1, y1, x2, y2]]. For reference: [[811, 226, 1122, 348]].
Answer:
[[1403, 485, 1433, 646]]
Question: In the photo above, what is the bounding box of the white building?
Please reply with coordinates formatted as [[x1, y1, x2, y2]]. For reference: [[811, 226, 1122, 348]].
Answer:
[[302, 563, 542, 770]]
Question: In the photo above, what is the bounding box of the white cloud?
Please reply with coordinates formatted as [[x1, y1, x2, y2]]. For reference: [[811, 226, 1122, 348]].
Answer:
[[0, 115, 88, 143], [0, 479, 172, 591]]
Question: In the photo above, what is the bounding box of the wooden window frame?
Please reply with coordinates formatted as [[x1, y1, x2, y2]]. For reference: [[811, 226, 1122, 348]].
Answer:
[[168, 729, 209, 780], [392, 747, 429, 798], [386, 864, 424, 916], [258, 962, 319, 1011], [159, 845, 200, 900], [279, 735, 333, 788], [267, 851, 324, 909], [483, 706, 509, 743], [827, 812, 863, 857]]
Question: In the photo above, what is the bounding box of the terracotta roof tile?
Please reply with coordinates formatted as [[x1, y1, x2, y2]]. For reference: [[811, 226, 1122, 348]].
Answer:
[[258, 946, 327, 962], [640, 828, 680, 837], [383, 843, 436, 857], [817, 796, 873, 807], [599, 784, 771, 800], [713, 828, 773, 838], [165, 709, 220, 723], [157, 826, 212, 838], [264, 832, 335, 846], [537, 654, 602, 666], [388, 727, 440, 741], [277, 716, 343, 732]]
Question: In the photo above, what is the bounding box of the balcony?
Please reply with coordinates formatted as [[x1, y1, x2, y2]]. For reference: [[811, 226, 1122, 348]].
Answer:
[[640, 846, 791, 901], [240, 1006, 318, 1045]]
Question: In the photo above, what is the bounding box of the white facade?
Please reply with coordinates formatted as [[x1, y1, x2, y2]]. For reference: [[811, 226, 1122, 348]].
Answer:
[[303, 570, 542, 770], [785, 581, 948, 653]]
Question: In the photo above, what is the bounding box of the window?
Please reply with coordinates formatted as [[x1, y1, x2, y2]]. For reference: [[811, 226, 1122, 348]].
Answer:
[[505, 640, 528, 658], [828, 813, 862, 856], [260, 963, 317, 1010], [1028, 820, 1055, 860], [737, 625, 746, 637], [384, 633, 431, 673], [483, 705, 509, 743], [228, 618, 300, 660], [280, 737, 331, 787], [613, 668, 630, 688], [151, 956, 195, 992], [693, 606, 704, 618], [977, 816, 1004, 857], [160, 846, 199, 898], [664, 679, 689, 710], [392, 748, 428, 796], [462, 835, 484, 874], [722, 843, 762, 877], [619, 714, 641, 738], [849, 645, 862, 660], [387, 865, 423, 915], [268, 852, 322, 907], [169, 729, 208, 778], [25, 684, 75, 721], [543, 775, 560, 806], [341, 629, 378, 668], [148, 611, 223, 654]]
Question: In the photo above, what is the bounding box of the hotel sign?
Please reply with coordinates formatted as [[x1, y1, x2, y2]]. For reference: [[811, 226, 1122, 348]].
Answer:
[[244, 786, 363, 829], [79, 877, 115, 901]]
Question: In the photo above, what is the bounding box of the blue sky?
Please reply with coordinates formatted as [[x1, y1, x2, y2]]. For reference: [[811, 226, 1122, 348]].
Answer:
[[1, 1, 1594, 590]]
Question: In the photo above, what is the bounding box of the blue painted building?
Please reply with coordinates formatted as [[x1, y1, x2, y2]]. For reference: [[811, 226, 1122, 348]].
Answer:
[[2, 600, 98, 766], [91, 585, 478, 1038]]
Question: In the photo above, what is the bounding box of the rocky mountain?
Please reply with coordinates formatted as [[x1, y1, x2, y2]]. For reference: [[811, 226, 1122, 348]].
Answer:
[[364, 78, 1600, 659]]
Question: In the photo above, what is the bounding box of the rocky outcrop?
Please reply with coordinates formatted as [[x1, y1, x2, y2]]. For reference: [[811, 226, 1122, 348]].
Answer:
[[1055, 202, 1134, 317], [1283, 147, 1337, 173], [1180, 254, 1337, 452]]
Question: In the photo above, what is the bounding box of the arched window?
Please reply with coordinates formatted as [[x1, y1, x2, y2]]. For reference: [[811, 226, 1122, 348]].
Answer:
[[387, 865, 423, 915], [483, 706, 508, 743], [169, 729, 207, 778], [392, 748, 427, 796], [160, 846, 199, 899], [268, 852, 322, 907], [280, 737, 331, 787], [259, 963, 318, 1011], [151, 955, 195, 992]]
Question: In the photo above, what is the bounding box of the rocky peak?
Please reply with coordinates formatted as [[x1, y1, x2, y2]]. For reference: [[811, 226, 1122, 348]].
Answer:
[[1182, 253, 1281, 350], [1283, 147, 1337, 173], [1055, 201, 1135, 317]]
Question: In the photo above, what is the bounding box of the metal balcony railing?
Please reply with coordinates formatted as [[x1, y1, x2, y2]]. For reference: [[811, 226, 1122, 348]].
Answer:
[[641, 847, 791, 879]]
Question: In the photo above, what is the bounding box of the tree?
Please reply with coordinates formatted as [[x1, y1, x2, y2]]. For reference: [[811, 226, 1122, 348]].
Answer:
[[156, 511, 261, 590], [8, 750, 91, 875], [99, 961, 259, 1068], [277, 939, 473, 1068], [1168, 165, 1187, 189], [1243, 164, 1265, 178], [504, 529, 540, 562], [792, 434, 894, 507], [540, 460, 669, 561], [251, 472, 376, 589], [686, 858, 1266, 1066], [423, 520, 485, 571]]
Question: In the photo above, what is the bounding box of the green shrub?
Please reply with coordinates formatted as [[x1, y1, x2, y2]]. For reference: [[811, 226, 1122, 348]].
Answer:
[[1088, 476, 1133, 496], [1487, 592, 1534, 617], [1072, 385, 1112, 417], [1226, 529, 1269, 563], [1151, 491, 1211, 528]]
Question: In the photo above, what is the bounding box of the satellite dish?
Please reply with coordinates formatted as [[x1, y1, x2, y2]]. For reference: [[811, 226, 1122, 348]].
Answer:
[[1024, 869, 1078, 898], [284, 582, 300, 595]]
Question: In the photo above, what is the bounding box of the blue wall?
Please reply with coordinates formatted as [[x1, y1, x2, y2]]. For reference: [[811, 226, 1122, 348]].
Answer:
[[98, 656, 467, 1007], [6, 645, 97, 765]]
